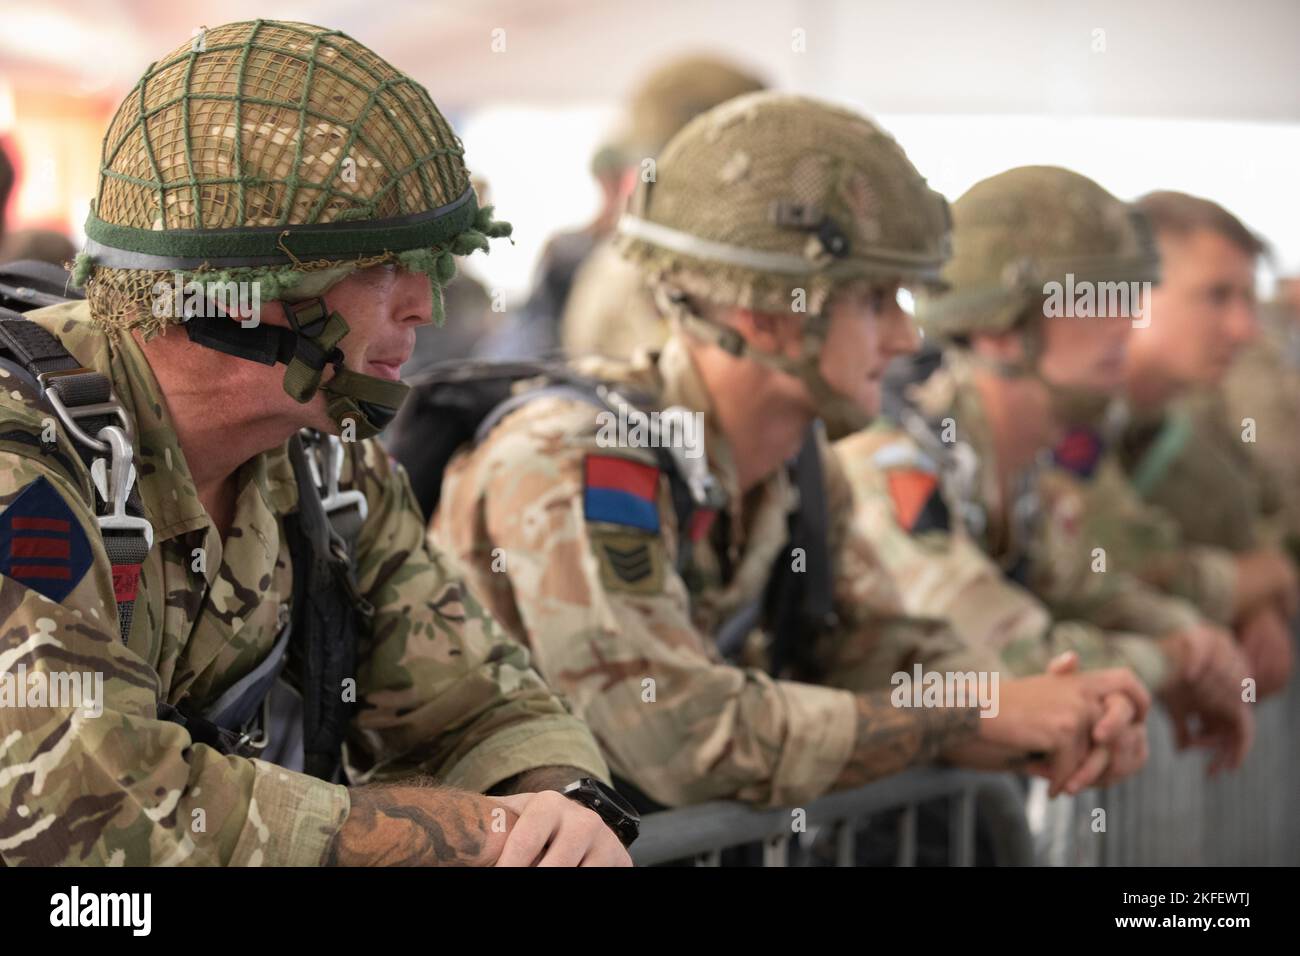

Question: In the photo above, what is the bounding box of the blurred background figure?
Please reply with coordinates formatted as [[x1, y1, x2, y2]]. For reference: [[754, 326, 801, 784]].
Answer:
[[1221, 276, 1300, 562], [478, 52, 767, 360], [0, 143, 13, 247], [0, 226, 75, 266], [559, 53, 766, 360]]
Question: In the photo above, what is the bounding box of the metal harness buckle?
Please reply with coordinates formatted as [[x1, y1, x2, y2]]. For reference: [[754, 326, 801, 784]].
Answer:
[[37, 367, 134, 452], [89, 426, 155, 551], [300, 430, 368, 524]]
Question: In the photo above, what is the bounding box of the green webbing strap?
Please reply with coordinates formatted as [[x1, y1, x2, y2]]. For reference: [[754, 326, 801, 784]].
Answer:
[[1130, 412, 1193, 499], [83, 190, 478, 270], [282, 299, 349, 402], [324, 367, 410, 411]]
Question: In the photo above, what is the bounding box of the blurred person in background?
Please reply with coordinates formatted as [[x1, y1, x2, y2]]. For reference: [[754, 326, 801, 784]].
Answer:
[[0, 227, 77, 268], [1222, 277, 1300, 558], [1096, 192, 1297, 695], [474, 143, 628, 359], [0, 144, 14, 247], [553, 53, 767, 361]]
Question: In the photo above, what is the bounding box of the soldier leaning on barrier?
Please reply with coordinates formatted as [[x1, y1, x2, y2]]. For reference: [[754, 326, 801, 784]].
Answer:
[[1104, 191, 1296, 694], [836, 167, 1255, 775], [0, 19, 633, 867], [410, 94, 1152, 812]]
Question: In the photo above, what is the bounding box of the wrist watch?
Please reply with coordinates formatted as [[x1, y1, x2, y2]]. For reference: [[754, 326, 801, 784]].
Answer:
[[562, 777, 641, 848]]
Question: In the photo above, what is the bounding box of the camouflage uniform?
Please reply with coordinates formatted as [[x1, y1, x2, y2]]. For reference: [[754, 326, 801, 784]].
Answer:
[[836, 353, 1192, 689], [0, 21, 605, 867], [1219, 297, 1300, 553], [432, 93, 991, 809], [834, 422, 1172, 688], [432, 336, 991, 808]]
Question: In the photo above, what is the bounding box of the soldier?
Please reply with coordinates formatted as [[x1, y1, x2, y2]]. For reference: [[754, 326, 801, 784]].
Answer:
[[0, 20, 632, 867], [838, 167, 1254, 773], [423, 94, 1152, 812], [559, 54, 768, 361], [1113, 192, 1296, 695], [1222, 277, 1300, 555]]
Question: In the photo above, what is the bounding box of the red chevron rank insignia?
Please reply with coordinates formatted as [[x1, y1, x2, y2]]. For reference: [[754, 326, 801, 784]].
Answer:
[[0, 476, 94, 602]]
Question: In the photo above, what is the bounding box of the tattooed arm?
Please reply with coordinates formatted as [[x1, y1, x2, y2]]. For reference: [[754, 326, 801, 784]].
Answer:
[[329, 773, 632, 867], [328, 779, 511, 867], [833, 691, 981, 790]]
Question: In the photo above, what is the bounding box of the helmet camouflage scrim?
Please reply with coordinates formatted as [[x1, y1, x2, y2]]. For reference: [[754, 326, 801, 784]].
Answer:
[[616, 91, 951, 433], [913, 165, 1161, 425], [916, 165, 1160, 342], [74, 19, 511, 438]]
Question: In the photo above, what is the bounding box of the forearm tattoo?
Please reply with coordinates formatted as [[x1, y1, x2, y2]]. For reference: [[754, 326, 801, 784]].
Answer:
[[833, 690, 981, 790], [327, 778, 494, 866]]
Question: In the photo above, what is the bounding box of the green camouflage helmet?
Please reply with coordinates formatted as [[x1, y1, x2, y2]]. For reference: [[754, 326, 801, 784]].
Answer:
[[73, 19, 511, 439], [917, 165, 1159, 341], [616, 91, 951, 432]]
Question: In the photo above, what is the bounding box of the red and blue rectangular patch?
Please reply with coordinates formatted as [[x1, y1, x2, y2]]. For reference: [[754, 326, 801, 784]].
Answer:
[[583, 455, 661, 533], [0, 476, 93, 602]]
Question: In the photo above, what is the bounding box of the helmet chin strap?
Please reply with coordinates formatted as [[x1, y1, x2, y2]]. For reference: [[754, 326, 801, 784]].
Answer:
[[659, 288, 873, 440], [183, 297, 410, 441], [965, 321, 1121, 431]]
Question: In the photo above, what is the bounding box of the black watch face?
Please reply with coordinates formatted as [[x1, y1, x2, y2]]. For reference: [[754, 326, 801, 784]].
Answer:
[[589, 780, 639, 819]]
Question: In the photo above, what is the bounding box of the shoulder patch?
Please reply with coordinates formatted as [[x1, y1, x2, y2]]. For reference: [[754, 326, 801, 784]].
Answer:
[[583, 454, 661, 533], [870, 441, 949, 533], [1053, 426, 1105, 478], [0, 475, 93, 601], [592, 529, 664, 595], [886, 469, 948, 532]]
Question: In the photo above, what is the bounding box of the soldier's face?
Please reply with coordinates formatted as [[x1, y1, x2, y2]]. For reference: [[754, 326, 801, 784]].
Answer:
[[322, 263, 434, 383], [1037, 304, 1133, 393], [271, 263, 433, 432], [817, 280, 920, 417], [1129, 229, 1258, 386]]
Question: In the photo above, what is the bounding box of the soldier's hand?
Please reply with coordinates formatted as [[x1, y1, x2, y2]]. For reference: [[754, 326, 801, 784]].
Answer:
[[492, 791, 632, 867], [1160, 625, 1255, 774], [1236, 603, 1295, 697], [954, 654, 1150, 795], [1233, 548, 1300, 618], [1036, 654, 1150, 795]]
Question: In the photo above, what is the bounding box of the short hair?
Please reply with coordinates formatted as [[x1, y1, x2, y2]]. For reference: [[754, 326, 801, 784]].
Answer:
[[1135, 190, 1267, 258]]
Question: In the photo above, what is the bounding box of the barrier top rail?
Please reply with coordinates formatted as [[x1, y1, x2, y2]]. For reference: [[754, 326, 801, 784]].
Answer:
[[630, 768, 1032, 866]]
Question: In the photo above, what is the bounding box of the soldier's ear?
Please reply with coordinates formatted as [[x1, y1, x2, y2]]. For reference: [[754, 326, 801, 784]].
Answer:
[[732, 306, 802, 355], [970, 328, 1025, 364]]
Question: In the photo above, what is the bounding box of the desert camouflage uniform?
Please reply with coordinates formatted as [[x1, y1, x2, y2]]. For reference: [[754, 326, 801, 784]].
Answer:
[[0, 301, 606, 866], [834, 422, 1172, 689], [852, 352, 1215, 665], [432, 334, 992, 809]]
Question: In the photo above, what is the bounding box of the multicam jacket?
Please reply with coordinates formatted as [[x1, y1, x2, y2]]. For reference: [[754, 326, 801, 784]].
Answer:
[[0, 300, 606, 866], [432, 334, 991, 809]]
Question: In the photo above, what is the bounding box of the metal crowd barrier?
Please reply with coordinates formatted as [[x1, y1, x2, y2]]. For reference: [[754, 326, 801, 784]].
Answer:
[[1027, 621, 1300, 866], [630, 768, 1033, 866], [1090, 676, 1300, 866]]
